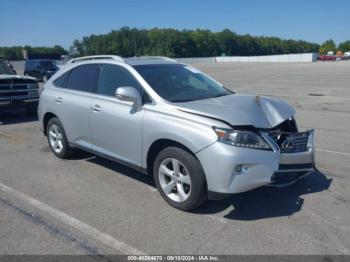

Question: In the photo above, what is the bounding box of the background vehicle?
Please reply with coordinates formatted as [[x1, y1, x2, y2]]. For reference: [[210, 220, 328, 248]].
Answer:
[[24, 59, 59, 82], [0, 61, 39, 114], [0, 56, 17, 74], [342, 51, 350, 60], [38, 55, 315, 211], [318, 54, 337, 61]]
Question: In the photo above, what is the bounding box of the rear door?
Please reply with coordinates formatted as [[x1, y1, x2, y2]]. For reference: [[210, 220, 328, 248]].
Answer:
[[51, 64, 99, 149], [89, 64, 144, 166]]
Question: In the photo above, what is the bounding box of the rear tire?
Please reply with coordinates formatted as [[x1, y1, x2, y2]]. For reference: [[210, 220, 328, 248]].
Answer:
[[46, 117, 74, 159], [153, 147, 207, 211]]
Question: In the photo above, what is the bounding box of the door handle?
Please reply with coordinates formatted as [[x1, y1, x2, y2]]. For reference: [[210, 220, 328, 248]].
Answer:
[[90, 104, 102, 112], [55, 97, 63, 103]]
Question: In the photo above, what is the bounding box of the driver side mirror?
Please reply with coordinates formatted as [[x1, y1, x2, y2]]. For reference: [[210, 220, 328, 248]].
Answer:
[[115, 86, 142, 111]]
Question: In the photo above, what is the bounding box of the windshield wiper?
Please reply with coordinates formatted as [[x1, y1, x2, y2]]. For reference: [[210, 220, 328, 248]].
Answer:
[[213, 93, 229, 98], [171, 99, 197, 103], [171, 93, 233, 103]]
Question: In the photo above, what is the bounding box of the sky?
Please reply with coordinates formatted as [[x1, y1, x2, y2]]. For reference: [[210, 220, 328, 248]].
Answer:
[[1, 0, 349, 48]]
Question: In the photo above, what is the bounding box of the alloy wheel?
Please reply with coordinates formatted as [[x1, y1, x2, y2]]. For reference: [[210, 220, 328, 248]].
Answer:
[[48, 124, 64, 154], [158, 158, 192, 202]]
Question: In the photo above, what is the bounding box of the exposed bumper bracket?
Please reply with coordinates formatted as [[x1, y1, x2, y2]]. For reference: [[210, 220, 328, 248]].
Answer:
[[267, 170, 314, 188]]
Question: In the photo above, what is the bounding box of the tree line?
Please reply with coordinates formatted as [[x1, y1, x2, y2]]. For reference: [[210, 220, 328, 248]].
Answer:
[[319, 39, 350, 54], [1, 27, 350, 60], [70, 27, 321, 58], [0, 45, 66, 60]]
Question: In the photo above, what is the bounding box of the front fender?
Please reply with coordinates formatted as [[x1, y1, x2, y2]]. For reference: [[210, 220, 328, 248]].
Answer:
[[141, 107, 225, 169]]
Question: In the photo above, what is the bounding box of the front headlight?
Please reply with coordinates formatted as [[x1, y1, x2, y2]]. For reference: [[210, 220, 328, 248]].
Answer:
[[213, 127, 271, 150]]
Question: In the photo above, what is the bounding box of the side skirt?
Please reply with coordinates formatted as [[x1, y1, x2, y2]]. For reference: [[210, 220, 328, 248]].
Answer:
[[69, 142, 149, 176]]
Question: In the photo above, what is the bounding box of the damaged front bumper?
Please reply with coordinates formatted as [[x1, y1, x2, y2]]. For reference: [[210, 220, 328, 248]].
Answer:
[[196, 129, 315, 196]]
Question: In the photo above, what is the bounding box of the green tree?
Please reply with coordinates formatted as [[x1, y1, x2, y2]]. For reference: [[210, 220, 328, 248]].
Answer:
[[69, 27, 320, 58], [338, 41, 350, 52], [217, 29, 238, 56], [319, 39, 337, 54]]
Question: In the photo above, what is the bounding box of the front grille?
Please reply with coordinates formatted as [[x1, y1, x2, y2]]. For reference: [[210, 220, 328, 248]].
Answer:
[[12, 78, 37, 84], [11, 84, 28, 97], [0, 92, 13, 97], [12, 84, 28, 90], [0, 80, 34, 98], [0, 85, 12, 91], [268, 130, 312, 153], [11, 91, 29, 97], [29, 89, 39, 96], [0, 79, 12, 85], [1, 90, 30, 98]]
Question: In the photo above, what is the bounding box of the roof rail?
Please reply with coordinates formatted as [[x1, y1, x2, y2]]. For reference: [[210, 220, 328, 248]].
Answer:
[[67, 55, 124, 64], [137, 56, 177, 62]]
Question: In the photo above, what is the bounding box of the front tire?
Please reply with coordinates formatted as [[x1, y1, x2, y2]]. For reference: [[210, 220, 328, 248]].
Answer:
[[46, 117, 74, 159], [153, 147, 207, 211]]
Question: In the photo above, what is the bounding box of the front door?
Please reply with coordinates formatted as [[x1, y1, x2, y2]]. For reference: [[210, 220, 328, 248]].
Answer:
[[90, 64, 144, 166]]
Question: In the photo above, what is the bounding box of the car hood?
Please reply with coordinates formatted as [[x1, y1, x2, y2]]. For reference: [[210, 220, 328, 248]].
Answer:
[[174, 94, 295, 129], [0, 74, 37, 81]]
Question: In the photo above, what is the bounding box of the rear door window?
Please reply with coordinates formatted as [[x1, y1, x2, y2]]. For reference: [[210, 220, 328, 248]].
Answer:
[[66, 64, 99, 93]]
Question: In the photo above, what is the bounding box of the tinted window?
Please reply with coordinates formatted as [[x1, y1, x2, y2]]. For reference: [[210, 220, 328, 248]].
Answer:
[[31, 61, 37, 68], [25, 61, 32, 69], [66, 64, 99, 93], [53, 72, 69, 88], [39, 61, 57, 70], [97, 64, 142, 97], [0, 62, 16, 75], [134, 64, 233, 102]]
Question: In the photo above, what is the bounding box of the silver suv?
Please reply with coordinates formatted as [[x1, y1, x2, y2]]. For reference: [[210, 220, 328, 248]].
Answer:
[[38, 55, 315, 211]]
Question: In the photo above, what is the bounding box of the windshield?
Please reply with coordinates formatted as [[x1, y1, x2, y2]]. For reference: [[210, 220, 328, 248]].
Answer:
[[0, 62, 16, 75], [134, 64, 234, 102], [39, 61, 57, 69]]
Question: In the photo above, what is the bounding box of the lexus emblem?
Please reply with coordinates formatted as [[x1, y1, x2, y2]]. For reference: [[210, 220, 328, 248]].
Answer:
[[281, 138, 294, 150]]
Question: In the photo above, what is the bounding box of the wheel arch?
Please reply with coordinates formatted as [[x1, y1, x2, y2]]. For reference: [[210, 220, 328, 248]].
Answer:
[[146, 138, 199, 176], [43, 112, 58, 135]]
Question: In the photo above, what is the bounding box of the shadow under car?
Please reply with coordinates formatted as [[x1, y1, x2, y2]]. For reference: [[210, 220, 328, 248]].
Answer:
[[77, 154, 331, 219]]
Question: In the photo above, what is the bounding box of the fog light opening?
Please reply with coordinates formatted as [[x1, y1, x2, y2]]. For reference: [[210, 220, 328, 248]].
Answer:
[[233, 164, 249, 175]]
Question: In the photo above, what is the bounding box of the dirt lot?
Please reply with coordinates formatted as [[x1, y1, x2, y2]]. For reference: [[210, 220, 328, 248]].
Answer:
[[1, 61, 350, 256]]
